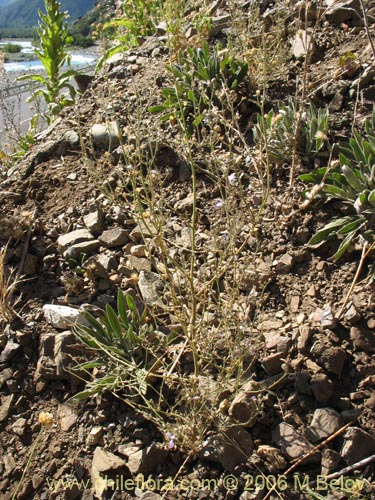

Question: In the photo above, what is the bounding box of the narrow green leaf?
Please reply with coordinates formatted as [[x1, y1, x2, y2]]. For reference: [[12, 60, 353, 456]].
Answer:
[[117, 290, 129, 328], [332, 231, 356, 261], [337, 217, 366, 235], [341, 164, 363, 191], [105, 304, 122, 338], [308, 217, 352, 246]]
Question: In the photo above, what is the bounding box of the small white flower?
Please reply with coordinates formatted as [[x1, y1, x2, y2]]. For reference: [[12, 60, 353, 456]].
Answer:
[[214, 199, 224, 209], [228, 173, 237, 185]]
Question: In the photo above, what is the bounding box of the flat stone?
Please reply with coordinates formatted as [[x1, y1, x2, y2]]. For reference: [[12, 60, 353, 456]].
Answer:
[[127, 255, 151, 272], [57, 403, 78, 432], [321, 448, 341, 475], [261, 352, 284, 375], [87, 426, 104, 446], [320, 307, 338, 329], [275, 254, 295, 273], [11, 417, 27, 436], [201, 426, 254, 472], [272, 422, 320, 462], [99, 228, 129, 248], [57, 229, 94, 252], [129, 221, 157, 240], [321, 347, 346, 376], [43, 304, 87, 329], [292, 30, 315, 59], [23, 253, 38, 275], [83, 208, 104, 235], [85, 254, 118, 278], [341, 427, 375, 464], [91, 447, 129, 499], [1, 396, 14, 422], [325, 0, 361, 24], [0, 368, 14, 389], [306, 408, 344, 442], [350, 326, 375, 352], [3, 454, 16, 475], [0, 339, 21, 363], [123, 448, 143, 475], [138, 271, 163, 305], [311, 374, 334, 404], [141, 443, 169, 476], [63, 240, 101, 260]]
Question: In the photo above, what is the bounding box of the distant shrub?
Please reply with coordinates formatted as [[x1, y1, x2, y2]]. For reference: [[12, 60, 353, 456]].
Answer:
[[2, 43, 22, 53]]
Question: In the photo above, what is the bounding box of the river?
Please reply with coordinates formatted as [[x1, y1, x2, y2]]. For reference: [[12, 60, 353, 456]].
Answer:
[[1, 40, 96, 72]]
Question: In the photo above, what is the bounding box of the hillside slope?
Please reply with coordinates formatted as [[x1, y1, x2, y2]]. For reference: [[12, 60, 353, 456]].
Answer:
[[1, 1, 375, 500], [0, 0, 94, 28]]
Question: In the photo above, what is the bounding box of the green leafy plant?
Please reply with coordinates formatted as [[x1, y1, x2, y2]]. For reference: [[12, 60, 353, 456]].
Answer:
[[72, 290, 170, 399], [18, 0, 77, 124], [67, 252, 87, 276], [96, 0, 163, 70], [253, 97, 329, 165], [300, 109, 375, 261], [149, 43, 248, 137]]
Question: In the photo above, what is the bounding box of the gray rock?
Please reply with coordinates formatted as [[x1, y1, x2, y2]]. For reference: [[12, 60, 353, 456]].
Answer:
[[90, 122, 121, 150], [321, 448, 341, 475], [0, 394, 15, 422], [130, 221, 157, 240], [130, 244, 147, 257], [138, 271, 163, 305], [350, 326, 375, 352], [0, 339, 21, 363], [321, 347, 346, 376], [35, 331, 83, 382], [57, 403, 79, 432], [325, 0, 361, 24], [141, 443, 169, 476], [83, 208, 104, 235], [311, 374, 334, 404], [261, 352, 284, 376], [127, 255, 151, 272], [43, 304, 87, 329], [124, 448, 143, 475], [63, 240, 101, 260], [272, 422, 320, 462], [3, 453, 16, 475], [57, 229, 94, 252], [64, 130, 80, 147], [23, 253, 38, 275], [86, 426, 104, 446], [341, 427, 375, 464], [99, 228, 129, 248], [229, 391, 260, 426], [201, 426, 254, 471], [292, 30, 315, 59], [0, 368, 13, 389], [85, 254, 118, 278], [306, 408, 344, 442], [11, 417, 27, 436], [91, 447, 129, 499], [345, 304, 361, 324], [320, 307, 338, 329]]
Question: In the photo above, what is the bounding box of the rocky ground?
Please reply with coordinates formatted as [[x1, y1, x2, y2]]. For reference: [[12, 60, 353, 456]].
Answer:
[[1, 1, 375, 500]]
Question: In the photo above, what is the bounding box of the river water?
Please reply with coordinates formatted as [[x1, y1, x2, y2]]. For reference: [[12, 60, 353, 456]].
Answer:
[[0, 40, 96, 72]]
